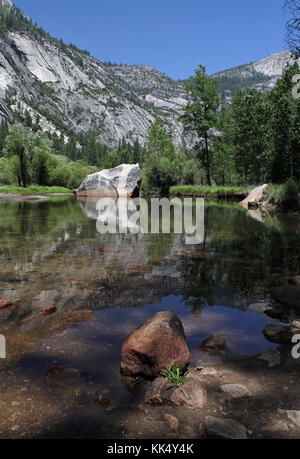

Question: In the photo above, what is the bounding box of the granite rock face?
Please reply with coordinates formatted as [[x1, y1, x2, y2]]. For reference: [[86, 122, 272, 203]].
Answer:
[[77, 164, 142, 198], [120, 311, 191, 378], [0, 3, 298, 149]]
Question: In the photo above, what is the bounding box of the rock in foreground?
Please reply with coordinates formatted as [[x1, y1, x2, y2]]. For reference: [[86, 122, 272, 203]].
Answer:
[[77, 163, 142, 198], [120, 311, 191, 378], [170, 377, 207, 409], [205, 416, 248, 439]]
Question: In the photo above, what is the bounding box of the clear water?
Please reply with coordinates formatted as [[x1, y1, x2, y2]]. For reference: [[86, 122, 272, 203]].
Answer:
[[0, 196, 299, 423]]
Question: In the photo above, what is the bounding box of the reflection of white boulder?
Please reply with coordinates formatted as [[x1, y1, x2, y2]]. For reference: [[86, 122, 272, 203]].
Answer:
[[76, 164, 142, 198], [78, 197, 143, 233]]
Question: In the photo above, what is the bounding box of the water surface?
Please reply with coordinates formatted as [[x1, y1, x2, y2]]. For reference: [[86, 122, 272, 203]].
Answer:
[[0, 196, 299, 436]]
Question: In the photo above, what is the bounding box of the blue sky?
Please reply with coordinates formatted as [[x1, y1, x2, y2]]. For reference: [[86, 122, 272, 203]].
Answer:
[[13, 0, 289, 80]]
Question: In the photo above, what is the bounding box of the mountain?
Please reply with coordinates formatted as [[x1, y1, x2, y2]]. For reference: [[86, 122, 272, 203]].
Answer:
[[213, 51, 299, 104], [0, 1, 298, 149]]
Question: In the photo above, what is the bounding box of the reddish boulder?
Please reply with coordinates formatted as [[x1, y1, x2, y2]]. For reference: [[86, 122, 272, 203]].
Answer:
[[19, 306, 57, 325], [0, 300, 13, 310], [120, 311, 191, 378]]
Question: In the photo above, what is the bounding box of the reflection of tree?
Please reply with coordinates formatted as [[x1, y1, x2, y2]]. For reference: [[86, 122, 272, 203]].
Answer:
[[0, 198, 87, 266], [178, 202, 300, 315]]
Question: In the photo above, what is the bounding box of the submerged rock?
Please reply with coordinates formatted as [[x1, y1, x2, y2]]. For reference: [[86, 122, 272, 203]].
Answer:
[[263, 324, 292, 344], [19, 306, 57, 324], [77, 164, 142, 198], [258, 349, 281, 368], [120, 311, 191, 378], [50, 310, 93, 331], [205, 416, 248, 439], [200, 333, 227, 355], [46, 366, 80, 387]]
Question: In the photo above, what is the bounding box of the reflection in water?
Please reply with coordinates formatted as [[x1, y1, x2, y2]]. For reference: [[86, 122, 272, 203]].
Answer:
[[0, 196, 299, 422]]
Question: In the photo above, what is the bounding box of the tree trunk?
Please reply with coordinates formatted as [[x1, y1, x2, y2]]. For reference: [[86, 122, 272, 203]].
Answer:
[[19, 146, 27, 188], [204, 131, 211, 186]]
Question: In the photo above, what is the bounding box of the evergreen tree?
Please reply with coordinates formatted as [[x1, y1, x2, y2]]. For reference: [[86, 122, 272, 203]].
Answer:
[[268, 62, 300, 182], [144, 118, 181, 194], [181, 65, 220, 186]]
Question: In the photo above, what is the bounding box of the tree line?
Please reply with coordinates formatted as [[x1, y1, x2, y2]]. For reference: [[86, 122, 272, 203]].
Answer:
[[0, 62, 299, 194]]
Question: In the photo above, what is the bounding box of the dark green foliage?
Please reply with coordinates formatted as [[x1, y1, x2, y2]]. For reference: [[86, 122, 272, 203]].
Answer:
[[181, 65, 220, 186], [142, 118, 182, 195], [278, 179, 299, 211]]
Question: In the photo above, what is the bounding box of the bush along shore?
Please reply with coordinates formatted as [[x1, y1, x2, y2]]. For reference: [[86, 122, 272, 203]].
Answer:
[[169, 185, 250, 200], [170, 181, 300, 213]]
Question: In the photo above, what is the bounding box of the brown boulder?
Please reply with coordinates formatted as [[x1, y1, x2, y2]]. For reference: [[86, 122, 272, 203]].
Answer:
[[0, 299, 13, 310], [120, 311, 191, 378], [170, 377, 207, 409], [145, 377, 168, 405]]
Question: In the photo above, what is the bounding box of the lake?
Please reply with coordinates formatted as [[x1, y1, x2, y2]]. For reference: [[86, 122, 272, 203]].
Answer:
[[0, 195, 299, 437]]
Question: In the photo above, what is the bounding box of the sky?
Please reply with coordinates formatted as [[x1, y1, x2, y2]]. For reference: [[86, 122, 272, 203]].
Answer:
[[13, 0, 290, 80]]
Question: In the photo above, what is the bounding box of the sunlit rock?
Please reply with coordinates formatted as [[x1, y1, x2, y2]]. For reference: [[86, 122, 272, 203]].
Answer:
[[240, 184, 268, 209], [76, 164, 142, 198]]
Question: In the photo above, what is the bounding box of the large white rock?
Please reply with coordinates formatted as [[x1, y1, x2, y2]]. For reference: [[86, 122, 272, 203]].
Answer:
[[77, 164, 142, 198], [240, 184, 268, 209]]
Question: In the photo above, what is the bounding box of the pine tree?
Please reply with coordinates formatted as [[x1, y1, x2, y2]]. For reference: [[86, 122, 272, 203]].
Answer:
[[181, 65, 220, 186]]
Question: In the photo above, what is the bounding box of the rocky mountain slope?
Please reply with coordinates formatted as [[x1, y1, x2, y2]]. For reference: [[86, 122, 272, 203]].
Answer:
[[0, 0, 298, 149], [213, 51, 299, 104]]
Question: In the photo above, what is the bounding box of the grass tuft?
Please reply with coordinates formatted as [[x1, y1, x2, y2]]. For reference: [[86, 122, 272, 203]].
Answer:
[[160, 362, 189, 388]]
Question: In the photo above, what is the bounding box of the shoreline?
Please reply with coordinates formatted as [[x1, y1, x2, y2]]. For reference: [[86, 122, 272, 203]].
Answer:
[[0, 193, 72, 202]]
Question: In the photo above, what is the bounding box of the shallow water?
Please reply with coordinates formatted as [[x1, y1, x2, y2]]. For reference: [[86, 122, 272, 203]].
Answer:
[[0, 196, 299, 437]]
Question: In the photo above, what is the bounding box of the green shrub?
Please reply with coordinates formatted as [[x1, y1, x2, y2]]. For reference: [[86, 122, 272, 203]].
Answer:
[[279, 179, 299, 211]]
